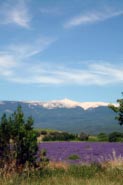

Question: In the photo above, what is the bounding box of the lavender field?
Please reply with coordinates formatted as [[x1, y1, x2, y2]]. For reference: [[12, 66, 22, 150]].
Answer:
[[39, 142, 123, 164]]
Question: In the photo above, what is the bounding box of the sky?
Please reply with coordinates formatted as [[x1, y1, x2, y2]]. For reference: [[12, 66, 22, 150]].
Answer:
[[0, 0, 123, 102]]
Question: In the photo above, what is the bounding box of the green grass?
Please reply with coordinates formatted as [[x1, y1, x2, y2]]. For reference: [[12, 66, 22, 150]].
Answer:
[[88, 135, 99, 141], [68, 154, 80, 160], [0, 164, 123, 185]]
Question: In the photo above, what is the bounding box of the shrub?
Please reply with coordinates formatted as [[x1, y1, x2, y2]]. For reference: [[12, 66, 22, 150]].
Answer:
[[42, 131, 76, 141], [40, 130, 47, 135], [78, 132, 89, 141], [88, 135, 98, 142], [68, 154, 80, 160], [97, 133, 108, 141], [108, 132, 123, 142]]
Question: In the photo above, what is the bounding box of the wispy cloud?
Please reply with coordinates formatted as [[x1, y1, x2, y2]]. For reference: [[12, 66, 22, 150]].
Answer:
[[15, 62, 123, 85], [0, 36, 56, 81], [0, 54, 17, 77], [8, 37, 56, 58], [1, 54, 123, 86], [0, 0, 31, 28], [64, 9, 123, 28], [0, 34, 122, 86], [88, 63, 123, 85]]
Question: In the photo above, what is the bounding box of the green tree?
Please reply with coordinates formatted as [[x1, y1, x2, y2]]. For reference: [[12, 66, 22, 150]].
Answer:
[[108, 132, 123, 142], [78, 132, 89, 141], [0, 106, 38, 168], [97, 133, 108, 141], [109, 93, 123, 126], [0, 113, 11, 165]]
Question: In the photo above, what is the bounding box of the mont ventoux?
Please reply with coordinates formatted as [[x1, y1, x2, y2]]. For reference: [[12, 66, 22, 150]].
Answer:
[[0, 98, 119, 134]]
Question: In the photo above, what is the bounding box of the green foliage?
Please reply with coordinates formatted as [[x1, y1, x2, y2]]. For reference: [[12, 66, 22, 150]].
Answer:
[[40, 130, 47, 135], [1, 162, 123, 185], [88, 135, 99, 141], [108, 132, 123, 142], [0, 106, 38, 168], [108, 104, 119, 113], [0, 113, 11, 163], [97, 133, 108, 141], [68, 154, 80, 160], [41, 130, 90, 142], [109, 93, 123, 125], [35, 129, 48, 137], [68, 163, 103, 178], [78, 132, 89, 141], [38, 149, 49, 168], [42, 131, 76, 141]]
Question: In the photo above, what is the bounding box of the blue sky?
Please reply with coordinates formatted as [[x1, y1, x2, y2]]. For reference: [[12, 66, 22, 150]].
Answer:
[[0, 0, 123, 102]]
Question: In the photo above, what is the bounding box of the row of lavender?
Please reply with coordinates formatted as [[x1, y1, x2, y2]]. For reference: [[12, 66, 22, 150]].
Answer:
[[39, 142, 123, 164]]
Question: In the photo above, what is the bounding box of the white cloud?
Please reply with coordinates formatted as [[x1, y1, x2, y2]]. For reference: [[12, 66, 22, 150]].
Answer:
[[0, 36, 56, 80], [0, 54, 17, 77], [0, 39, 123, 86], [8, 37, 56, 58], [64, 9, 123, 28], [90, 63, 123, 83], [51, 63, 123, 85], [0, 0, 31, 28], [9, 76, 63, 85], [0, 54, 15, 68], [1, 59, 123, 86]]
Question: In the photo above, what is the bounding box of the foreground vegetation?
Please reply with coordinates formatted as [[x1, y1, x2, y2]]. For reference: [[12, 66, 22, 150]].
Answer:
[[0, 163, 123, 185]]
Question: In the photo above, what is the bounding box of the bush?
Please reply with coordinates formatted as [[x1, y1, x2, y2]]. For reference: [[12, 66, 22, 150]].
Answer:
[[97, 133, 108, 141], [42, 131, 76, 141], [0, 106, 38, 169], [68, 154, 80, 160], [78, 132, 89, 141], [88, 136, 98, 142], [40, 130, 47, 135], [108, 132, 123, 142]]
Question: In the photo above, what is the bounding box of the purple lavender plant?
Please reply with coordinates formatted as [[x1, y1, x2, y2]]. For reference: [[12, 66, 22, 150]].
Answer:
[[39, 142, 123, 164]]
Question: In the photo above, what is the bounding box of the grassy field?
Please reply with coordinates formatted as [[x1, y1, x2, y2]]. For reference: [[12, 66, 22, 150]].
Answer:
[[0, 163, 123, 185]]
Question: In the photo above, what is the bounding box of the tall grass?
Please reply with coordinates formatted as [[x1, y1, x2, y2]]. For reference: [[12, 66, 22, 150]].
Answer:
[[0, 149, 123, 185], [0, 162, 123, 185]]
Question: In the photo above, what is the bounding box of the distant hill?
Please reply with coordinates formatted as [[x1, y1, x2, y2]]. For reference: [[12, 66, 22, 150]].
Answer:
[[0, 99, 121, 134]]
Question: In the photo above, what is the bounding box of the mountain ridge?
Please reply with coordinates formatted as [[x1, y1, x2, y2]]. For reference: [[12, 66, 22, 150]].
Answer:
[[1, 98, 115, 110], [0, 100, 120, 134]]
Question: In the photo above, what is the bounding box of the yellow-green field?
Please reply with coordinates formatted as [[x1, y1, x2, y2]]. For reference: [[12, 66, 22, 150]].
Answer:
[[0, 162, 123, 185]]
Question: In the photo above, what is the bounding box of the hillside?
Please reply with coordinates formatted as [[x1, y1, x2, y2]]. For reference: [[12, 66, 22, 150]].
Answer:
[[0, 99, 121, 134]]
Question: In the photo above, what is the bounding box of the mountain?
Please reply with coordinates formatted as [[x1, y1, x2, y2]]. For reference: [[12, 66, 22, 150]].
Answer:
[[22, 98, 109, 109], [0, 99, 121, 134]]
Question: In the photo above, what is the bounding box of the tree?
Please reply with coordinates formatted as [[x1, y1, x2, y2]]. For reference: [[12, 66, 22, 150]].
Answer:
[[0, 113, 11, 165], [108, 132, 123, 142], [78, 132, 89, 141], [97, 133, 108, 141], [109, 93, 123, 126], [0, 106, 38, 168]]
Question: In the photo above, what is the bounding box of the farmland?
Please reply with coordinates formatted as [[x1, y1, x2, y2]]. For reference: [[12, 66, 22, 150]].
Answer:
[[1, 140, 123, 185], [39, 142, 123, 164]]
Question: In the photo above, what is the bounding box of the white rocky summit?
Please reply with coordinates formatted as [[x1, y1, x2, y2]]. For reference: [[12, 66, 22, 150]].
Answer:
[[24, 98, 113, 110]]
